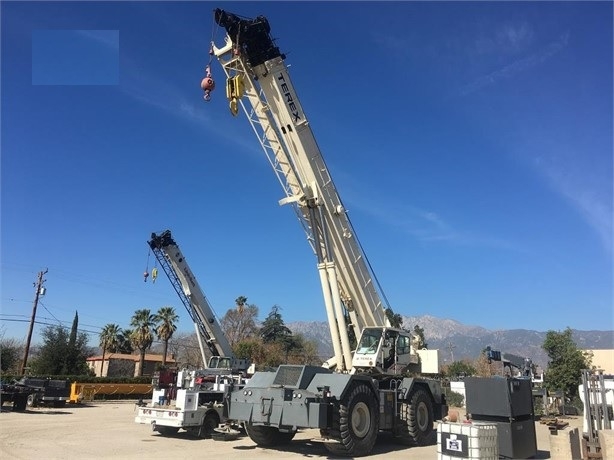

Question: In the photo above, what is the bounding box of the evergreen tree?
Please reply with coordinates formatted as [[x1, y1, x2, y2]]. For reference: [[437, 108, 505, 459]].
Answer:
[[235, 306, 319, 368], [260, 306, 291, 344], [63, 311, 79, 374], [542, 327, 592, 400], [445, 360, 477, 379], [385, 308, 403, 329], [29, 323, 90, 375], [413, 324, 428, 349], [0, 335, 22, 373]]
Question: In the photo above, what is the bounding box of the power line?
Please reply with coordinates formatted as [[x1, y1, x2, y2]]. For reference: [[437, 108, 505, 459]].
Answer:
[[1, 298, 31, 304], [38, 301, 63, 325], [1, 318, 101, 336]]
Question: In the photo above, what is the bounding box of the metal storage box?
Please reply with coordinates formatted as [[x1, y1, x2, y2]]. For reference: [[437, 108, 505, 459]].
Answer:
[[486, 419, 537, 459], [465, 377, 534, 418]]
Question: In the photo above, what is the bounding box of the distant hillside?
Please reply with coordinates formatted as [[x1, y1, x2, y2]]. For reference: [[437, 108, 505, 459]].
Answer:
[[288, 315, 614, 368]]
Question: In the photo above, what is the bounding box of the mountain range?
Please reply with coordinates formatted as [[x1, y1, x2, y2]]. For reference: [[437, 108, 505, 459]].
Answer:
[[288, 315, 614, 368]]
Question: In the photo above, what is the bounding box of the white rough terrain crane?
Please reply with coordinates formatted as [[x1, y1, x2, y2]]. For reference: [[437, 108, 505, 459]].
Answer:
[[134, 230, 249, 437], [207, 9, 447, 456]]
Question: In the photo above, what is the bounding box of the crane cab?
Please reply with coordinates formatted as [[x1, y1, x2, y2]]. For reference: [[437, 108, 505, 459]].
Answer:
[[208, 356, 250, 375], [352, 327, 419, 375]]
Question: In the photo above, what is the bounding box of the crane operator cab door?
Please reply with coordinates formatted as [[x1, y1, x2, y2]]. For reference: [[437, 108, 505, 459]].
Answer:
[[382, 331, 412, 374], [352, 327, 413, 375]]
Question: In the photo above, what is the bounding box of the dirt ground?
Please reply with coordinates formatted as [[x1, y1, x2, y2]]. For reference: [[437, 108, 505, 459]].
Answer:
[[0, 402, 584, 459]]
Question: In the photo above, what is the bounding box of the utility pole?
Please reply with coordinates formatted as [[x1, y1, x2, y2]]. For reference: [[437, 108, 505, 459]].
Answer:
[[20, 268, 48, 375], [447, 341, 456, 363]]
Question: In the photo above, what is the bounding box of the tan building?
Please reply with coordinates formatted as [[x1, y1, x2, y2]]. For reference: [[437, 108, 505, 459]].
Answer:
[[87, 353, 176, 377], [584, 349, 614, 375]]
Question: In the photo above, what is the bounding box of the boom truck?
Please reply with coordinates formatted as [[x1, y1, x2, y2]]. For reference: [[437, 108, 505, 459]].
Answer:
[[135, 230, 249, 437], [485, 347, 544, 382], [206, 9, 447, 456]]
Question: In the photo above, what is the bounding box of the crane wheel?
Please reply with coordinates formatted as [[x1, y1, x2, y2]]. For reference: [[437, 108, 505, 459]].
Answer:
[[245, 423, 295, 446], [188, 410, 220, 438], [324, 382, 378, 457], [401, 387, 435, 446]]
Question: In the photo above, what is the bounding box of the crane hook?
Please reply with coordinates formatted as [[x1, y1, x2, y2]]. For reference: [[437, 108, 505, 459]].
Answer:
[[201, 65, 215, 102]]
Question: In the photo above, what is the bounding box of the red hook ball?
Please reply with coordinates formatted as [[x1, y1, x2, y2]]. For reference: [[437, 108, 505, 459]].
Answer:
[[201, 77, 215, 92]]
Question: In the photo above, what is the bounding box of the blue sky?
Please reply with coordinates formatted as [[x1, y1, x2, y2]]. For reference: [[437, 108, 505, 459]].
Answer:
[[2, 2, 612, 347]]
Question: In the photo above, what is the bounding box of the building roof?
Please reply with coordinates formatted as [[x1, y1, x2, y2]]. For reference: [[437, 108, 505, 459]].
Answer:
[[87, 353, 176, 363]]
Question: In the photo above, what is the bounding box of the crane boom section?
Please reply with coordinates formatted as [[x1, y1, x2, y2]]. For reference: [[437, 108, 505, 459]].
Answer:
[[148, 231, 233, 360], [212, 11, 390, 369]]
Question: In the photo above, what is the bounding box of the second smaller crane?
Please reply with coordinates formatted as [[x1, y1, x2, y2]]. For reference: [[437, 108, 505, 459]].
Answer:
[[135, 230, 249, 438], [148, 230, 247, 372]]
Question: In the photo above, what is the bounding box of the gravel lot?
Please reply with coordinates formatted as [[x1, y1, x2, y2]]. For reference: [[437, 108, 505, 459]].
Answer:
[[0, 401, 584, 459]]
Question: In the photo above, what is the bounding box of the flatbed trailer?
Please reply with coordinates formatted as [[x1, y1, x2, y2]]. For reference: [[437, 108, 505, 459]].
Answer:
[[0, 383, 36, 411]]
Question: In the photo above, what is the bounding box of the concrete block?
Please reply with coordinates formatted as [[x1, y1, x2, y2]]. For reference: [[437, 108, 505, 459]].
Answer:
[[598, 430, 614, 460], [549, 427, 581, 460]]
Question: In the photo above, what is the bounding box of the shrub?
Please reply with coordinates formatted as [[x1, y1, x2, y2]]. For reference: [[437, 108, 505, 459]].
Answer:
[[447, 390, 464, 408]]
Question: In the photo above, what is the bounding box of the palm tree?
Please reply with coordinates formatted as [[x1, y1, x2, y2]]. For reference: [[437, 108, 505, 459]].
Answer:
[[235, 296, 248, 314], [154, 306, 178, 366], [117, 329, 134, 354], [99, 323, 121, 377], [130, 309, 155, 376]]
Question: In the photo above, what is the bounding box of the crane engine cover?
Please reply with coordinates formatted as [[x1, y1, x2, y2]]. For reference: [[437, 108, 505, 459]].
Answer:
[[228, 365, 376, 429]]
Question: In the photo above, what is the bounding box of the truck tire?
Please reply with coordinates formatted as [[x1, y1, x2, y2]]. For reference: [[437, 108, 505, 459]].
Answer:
[[188, 411, 220, 438], [245, 424, 295, 446], [404, 387, 435, 446], [324, 382, 378, 457], [12, 394, 28, 412], [393, 402, 414, 445], [27, 394, 38, 408]]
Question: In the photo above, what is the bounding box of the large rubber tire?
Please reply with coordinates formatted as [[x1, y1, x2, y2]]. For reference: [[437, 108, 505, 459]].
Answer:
[[12, 394, 28, 412], [323, 383, 378, 457], [27, 394, 38, 408], [244, 424, 296, 447], [188, 411, 220, 438], [404, 388, 435, 446]]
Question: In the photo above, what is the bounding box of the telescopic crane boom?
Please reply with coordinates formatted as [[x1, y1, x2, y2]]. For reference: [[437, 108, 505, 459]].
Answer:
[[210, 9, 395, 373], [149, 230, 246, 372]]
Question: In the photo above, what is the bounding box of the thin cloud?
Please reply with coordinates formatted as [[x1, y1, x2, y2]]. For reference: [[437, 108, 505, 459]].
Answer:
[[473, 21, 534, 55], [118, 55, 210, 126], [535, 157, 613, 254], [498, 22, 534, 50], [342, 189, 518, 251], [115, 56, 259, 155], [462, 31, 569, 96], [75, 29, 119, 50]]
